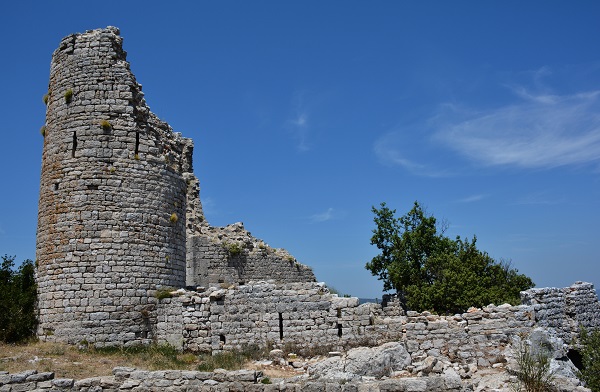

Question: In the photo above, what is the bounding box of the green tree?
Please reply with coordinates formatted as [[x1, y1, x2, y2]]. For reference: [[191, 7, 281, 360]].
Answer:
[[0, 255, 37, 342], [366, 202, 534, 313], [578, 327, 600, 392]]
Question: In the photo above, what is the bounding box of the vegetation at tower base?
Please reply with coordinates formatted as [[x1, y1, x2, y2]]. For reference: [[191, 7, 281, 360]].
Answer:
[[578, 327, 600, 392], [366, 201, 534, 313], [0, 255, 37, 343]]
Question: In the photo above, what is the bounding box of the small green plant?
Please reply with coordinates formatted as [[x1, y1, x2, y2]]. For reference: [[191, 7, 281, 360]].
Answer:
[[169, 213, 178, 223], [40, 125, 46, 137], [100, 119, 112, 130], [261, 377, 272, 384], [223, 241, 244, 256], [64, 89, 73, 103], [578, 327, 600, 392], [43, 93, 49, 105], [134, 153, 140, 160], [155, 288, 174, 300], [510, 337, 555, 392]]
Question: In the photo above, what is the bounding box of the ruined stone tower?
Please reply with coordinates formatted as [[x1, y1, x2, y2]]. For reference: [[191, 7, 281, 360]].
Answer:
[[36, 27, 316, 346], [36, 27, 192, 345]]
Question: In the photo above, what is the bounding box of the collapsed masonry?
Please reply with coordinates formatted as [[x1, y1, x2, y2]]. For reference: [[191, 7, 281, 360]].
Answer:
[[36, 26, 314, 345], [35, 27, 600, 380]]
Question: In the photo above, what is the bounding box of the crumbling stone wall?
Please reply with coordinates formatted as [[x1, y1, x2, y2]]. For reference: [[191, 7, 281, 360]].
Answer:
[[186, 223, 315, 288], [156, 281, 599, 366], [36, 27, 315, 345]]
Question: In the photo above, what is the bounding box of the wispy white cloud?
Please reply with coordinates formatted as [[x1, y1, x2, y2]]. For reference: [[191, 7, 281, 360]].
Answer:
[[286, 91, 312, 152], [456, 194, 488, 203], [200, 196, 217, 215], [309, 207, 335, 223], [373, 130, 455, 177], [513, 191, 564, 206], [375, 68, 600, 176], [433, 88, 600, 170]]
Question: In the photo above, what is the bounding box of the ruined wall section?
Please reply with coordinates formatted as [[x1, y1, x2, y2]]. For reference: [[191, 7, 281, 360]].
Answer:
[[156, 282, 599, 366], [186, 223, 316, 288], [36, 27, 191, 345], [520, 281, 600, 342]]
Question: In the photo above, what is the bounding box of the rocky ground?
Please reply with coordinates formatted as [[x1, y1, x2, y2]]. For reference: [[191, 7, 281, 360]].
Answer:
[[0, 328, 592, 391]]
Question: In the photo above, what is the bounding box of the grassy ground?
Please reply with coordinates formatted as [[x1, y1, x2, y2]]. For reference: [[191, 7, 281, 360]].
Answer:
[[0, 341, 299, 380]]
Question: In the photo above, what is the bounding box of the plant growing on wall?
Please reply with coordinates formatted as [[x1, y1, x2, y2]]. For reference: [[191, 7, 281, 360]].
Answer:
[[43, 93, 49, 105], [155, 288, 174, 300], [40, 125, 46, 137], [223, 241, 245, 256], [64, 89, 73, 103], [100, 119, 112, 130], [169, 213, 178, 224]]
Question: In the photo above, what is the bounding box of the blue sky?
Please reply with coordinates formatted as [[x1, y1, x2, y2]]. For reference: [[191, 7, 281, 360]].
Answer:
[[1, 1, 599, 299]]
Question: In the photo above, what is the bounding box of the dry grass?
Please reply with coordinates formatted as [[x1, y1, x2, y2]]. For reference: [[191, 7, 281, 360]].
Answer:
[[0, 341, 199, 379], [0, 341, 302, 380]]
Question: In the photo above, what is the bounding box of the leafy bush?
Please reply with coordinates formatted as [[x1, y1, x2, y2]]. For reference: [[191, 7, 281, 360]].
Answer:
[[40, 125, 46, 137], [0, 255, 37, 343], [169, 213, 178, 224], [43, 93, 49, 105], [366, 201, 534, 313], [578, 327, 600, 392]]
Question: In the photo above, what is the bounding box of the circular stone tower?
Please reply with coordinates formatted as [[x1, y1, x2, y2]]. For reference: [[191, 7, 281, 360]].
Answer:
[[36, 27, 192, 346]]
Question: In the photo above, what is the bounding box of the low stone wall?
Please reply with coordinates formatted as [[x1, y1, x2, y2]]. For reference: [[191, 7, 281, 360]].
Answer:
[[155, 281, 600, 367], [0, 368, 464, 391]]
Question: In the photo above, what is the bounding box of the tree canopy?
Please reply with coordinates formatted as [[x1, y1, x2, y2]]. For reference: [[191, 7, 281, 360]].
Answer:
[[366, 202, 534, 314], [0, 255, 37, 342]]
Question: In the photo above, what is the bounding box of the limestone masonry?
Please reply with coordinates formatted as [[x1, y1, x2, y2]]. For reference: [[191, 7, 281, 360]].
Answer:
[[35, 27, 599, 379], [36, 26, 314, 346]]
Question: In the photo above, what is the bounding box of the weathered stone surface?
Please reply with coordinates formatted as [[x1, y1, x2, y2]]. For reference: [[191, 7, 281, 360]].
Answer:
[[36, 27, 315, 346]]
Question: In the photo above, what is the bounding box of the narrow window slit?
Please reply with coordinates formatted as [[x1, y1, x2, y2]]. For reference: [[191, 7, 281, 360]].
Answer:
[[72, 131, 77, 158], [278, 312, 284, 340], [337, 323, 343, 337], [135, 131, 140, 155]]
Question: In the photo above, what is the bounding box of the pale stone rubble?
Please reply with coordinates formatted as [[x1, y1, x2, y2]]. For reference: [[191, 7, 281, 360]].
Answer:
[[31, 26, 600, 391]]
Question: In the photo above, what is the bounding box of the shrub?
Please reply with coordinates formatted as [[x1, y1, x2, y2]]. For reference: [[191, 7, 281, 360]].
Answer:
[[578, 327, 600, 392], [64, 89, 73, 103], [0, 255, 37, 343], [511, 337, 555, 392], [40, 125, 46, 137], [224, 242, 244, 256], [43, 93, 49, 105], [169, 213, 178, 224]]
